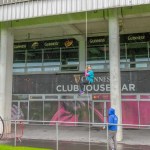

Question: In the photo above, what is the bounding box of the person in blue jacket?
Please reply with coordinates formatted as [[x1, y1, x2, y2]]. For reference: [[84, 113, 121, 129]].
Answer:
[[79, 65, 94, 95], [108, 108, 118, 150]]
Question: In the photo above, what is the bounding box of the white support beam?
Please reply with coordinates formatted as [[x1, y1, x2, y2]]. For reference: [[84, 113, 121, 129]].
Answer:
[[0, 22, 14, 120]]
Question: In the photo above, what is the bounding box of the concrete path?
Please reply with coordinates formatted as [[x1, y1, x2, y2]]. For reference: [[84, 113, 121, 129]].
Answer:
[[1, 124, 150, 150], [22, 125, 150, 145]]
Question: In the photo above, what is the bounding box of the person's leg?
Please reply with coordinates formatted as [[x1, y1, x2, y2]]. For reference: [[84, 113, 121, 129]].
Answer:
[[108, 131, 114, 150], [112, 132, 117, 150], [79, 80, 89, 92]]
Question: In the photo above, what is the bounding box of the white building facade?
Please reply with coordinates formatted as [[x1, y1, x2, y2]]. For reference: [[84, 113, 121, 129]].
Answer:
[[0, 0, 150, 141]]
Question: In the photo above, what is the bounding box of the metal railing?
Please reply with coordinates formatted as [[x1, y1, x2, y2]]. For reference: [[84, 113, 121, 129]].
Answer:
[[1, 119, 150, 150]]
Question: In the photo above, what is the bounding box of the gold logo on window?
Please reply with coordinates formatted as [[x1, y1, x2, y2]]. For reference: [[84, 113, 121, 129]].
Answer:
[[64, 40, 73, 47], [31, 42, 39, 49], [74, 74, 80, 84]]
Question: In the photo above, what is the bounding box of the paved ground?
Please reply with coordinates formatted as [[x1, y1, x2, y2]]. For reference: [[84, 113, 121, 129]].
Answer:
[[22, 125, 150, 145], [1, 125, 150, 150], [5, 139, 150, 150]]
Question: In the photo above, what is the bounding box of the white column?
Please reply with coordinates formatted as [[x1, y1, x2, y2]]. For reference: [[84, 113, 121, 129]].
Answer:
[[108, 9, 123, 141], [0, 22, 14, 121], [75, 36, 86, 71]]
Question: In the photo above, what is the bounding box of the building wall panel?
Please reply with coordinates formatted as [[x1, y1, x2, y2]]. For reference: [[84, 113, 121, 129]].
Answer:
[[0, 0, 150, 21]]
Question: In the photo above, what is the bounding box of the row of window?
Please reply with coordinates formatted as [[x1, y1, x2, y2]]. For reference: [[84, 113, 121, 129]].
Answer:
[[12, 101, 101, 123], [12, 99, 150, 125], [87, 42, 150, 69], [13, 47, 79, 72], [13, 42, 150, 73]]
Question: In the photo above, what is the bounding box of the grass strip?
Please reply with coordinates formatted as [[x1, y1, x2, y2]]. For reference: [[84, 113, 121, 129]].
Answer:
[[0, 145, 51, 150]]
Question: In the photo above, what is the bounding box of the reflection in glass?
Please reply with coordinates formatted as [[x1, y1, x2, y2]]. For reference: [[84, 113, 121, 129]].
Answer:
[[87, 46, 105, 69], [44, 101, 58, 123], [94, 102, 104, 123], [20, 102, 28, 120], [120, 44, 126, 68], [26, 49, 42, 72], [61, 48, 79, 65], [120, 44, 126, 61], [61, 47, 79, 71], [29, 101, 43, 122], [87, 46, 105, 61], [27, 50, 42, 63], [11, 102, 19, 120], [11, 102, 26, 120], [44, 48, 60, 71], [51, 101, 76, 125], [14, 50, 26, 63], [13, 50, 26, 72], [77, 101, 91, 122], [44, 48, 60, 63], [127, 42, 148, 68]]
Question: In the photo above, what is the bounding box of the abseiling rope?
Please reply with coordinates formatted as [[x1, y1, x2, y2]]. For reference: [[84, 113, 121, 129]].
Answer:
[[85, 10, 91, 150]]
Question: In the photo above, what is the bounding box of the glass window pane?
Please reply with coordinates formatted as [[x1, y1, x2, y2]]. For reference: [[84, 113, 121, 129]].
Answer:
[[105, 45, 109, 63], [13, 50, 26, 70], [12, 94, 28, 100], [26, 49, 42, 71], [44, 48, 60, 63], [43, 48, 60, 72], [120, 44, 126, 69], [87, 46, 105, 61], [94, 102, 104, 123], [29, 101, 43, 122], [44, 101, 58, 123], [44, 66, 60, 72], [61, 46, 79, 71], [13, 68, 25, 73], [11, 102, 19, 120], [13, 51, 26, 63], [11, 102, 26, 120], [87, 46, 106, 69], [27, 67, 42, 72], [127, 42, 148, 68], [120, 44, 126, 62], [77, 101, 91, 122], [49, 101, 77, 125], [20, 102, 28, 120], [61, 48, 79, 65], [27, 50, 42, 63]]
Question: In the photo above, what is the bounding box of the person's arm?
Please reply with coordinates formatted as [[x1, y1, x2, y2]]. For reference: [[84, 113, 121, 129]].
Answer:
[[84, 69, 89, 76], [108, 116, 114, 128]]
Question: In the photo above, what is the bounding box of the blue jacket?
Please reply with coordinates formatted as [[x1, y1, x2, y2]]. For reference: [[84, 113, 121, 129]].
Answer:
[[86, 70, 94, 83], [108, 108, 118, 131]]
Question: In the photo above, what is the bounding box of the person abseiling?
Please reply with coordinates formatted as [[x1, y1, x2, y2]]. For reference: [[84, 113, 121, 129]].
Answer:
[[79, 65, 94, 95]]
